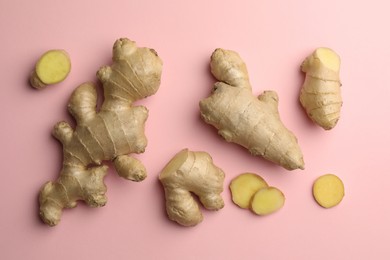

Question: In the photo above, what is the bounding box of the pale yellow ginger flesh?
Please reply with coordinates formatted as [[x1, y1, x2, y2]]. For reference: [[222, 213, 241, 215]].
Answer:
[[159, 149, 225, 227], [39, 38, 162, 226], [230, 173, 268, 209], [250, 187, 285, 215], [313, 174, 344, 208], [30, 50, 71, 89], [200, 48, 304, 170], [300, 47, 342, 130]]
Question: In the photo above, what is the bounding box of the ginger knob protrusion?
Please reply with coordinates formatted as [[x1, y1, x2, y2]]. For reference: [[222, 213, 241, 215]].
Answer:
[[30, 50, 71, 89], [300, 47, 342, 130], [159, 149, 225, 227]]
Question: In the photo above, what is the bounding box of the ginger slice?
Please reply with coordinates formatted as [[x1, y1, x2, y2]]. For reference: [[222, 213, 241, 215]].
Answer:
[[38, 39, 163, 226], [313, 174, 344, 208], [230, 173, 268, 209], [250, 187, 285, 215], [30, 50, 71, 89]]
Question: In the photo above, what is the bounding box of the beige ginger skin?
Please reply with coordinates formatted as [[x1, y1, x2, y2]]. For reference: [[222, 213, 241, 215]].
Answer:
[[300, 47, 342, 130], [39, 38, 163, 226], [159, 149, 225, 227], [200, 49, 304, 170]]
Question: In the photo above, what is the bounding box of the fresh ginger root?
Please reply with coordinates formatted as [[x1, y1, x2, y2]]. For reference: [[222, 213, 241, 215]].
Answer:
[[250, 187, 285, 215], [313, 174, 344, 208], [30, 50, 71, 89], [230, 173, 268, 209], [39, 38, 162, 226], [300, 47, 342, 130], [200, 49, 304, 170], [159, 149, 225, 227]]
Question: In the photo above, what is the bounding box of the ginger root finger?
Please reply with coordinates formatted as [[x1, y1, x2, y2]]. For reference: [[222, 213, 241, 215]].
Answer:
[[159, 149, 225, 227], [250, 187, 285, 215], [230, 173, 268, 209], [200, 48, 304, 170], [313, 174, 344, 208], [299, 47, 342, 130], [113, 155, 147, 181], [30, 50, 71, 89]]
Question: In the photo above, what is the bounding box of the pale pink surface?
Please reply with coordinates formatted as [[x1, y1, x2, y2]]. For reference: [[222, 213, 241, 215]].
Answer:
[[1, 0, 389, 259]]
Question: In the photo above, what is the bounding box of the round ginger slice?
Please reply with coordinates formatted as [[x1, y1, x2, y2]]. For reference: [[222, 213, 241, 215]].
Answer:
[[250, 187, 285, 215], [230, 173, 268, 209], [313, 174, 344, 208], [30, 49, 71, 89]]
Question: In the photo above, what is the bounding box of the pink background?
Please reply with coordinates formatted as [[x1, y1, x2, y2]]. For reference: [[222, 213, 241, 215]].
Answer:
[[1, 0, 389, 259]]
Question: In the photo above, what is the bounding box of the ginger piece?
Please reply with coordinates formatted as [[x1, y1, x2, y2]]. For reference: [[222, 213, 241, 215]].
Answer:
[[39, 38, 163, 226], [313, 174, 344, 208], [250, 187, 285, 215], [159, 149, 225, 227], [30, 50, 71, 89], [300, 47, 343, 130], [230, 173, 268, 209], [200, 48, 304, 170]]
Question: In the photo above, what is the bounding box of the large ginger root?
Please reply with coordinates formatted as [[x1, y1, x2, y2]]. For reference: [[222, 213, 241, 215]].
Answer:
[[39, 38, 163, 226], [299, 47, 342, 130], [200, 49, 304, 170], [30, 49, 71, 89], [159, 149, 225, 227]]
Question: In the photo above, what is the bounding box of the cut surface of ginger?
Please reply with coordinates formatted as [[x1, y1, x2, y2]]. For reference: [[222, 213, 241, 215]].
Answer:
[[250, 187, 285, 215], [315, 47, 340, 72], [36, 50, 71, 84], [313, 174, 344, 208], [230, 173, 268, 209]]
